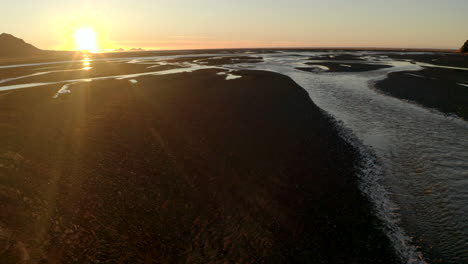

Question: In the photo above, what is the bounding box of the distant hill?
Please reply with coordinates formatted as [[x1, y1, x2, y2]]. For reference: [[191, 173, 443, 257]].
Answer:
[[0, 33, 42, 57], [461, 40, 468, 53]]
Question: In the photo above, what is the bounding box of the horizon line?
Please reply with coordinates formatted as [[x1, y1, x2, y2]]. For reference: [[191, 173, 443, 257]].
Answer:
[[58, 46, 459, 54]]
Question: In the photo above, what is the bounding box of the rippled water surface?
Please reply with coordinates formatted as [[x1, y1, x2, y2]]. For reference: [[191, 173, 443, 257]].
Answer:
[[245, 53, 468, 264]]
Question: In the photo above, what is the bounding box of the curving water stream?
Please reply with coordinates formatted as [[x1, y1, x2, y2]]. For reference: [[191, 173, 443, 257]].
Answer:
[[239, 53, 468, 264]]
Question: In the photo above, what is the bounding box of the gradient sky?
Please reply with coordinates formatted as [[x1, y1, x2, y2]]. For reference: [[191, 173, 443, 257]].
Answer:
[[2, 0, 467, 50]]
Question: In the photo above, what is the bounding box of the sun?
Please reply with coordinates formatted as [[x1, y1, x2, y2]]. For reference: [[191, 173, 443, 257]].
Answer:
[[74, 27, 97, 52]]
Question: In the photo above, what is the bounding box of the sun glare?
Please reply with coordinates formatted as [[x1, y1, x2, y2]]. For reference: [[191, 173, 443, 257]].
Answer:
[[74, 27, 97, 52]]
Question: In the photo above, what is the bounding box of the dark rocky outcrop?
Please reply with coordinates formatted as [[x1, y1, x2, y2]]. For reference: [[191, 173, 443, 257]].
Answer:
[[461, 40, 468, 53], [0, 33, 42, 57]]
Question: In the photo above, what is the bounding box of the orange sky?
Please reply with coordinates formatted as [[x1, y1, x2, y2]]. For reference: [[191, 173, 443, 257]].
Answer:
[[2, 0, 467, 51]]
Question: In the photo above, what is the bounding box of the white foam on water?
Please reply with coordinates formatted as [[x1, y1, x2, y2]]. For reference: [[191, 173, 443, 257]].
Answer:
[[405, 73, 425, 78], [146, 64, 162, 69], [0, 72, 49, 84], [127, 59, 141, 64], [304, 65, 330, 72], [129, 79, 138, 84], [225, 74, 242, 80], [0, 68, 92, 85], [0, 82, 51, 92], [416, 62, 468, 71], [0, 61, 71, 69], [216, 70, 242, 80], [33, 66, 62, 71], [53, 83, 73, 98], [53, 79, 92, 99], [333, 118, 427, 264]]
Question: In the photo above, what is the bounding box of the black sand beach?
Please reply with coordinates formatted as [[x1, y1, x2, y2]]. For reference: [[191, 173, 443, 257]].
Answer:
[[375, 67, 468, 120], [384, 52, 468, 68], [0, 66, 397, 263], [1, 0, 467, 260]]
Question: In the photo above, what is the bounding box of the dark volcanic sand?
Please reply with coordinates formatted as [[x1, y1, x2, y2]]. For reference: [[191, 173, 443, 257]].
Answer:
[[298, 62, 392, 73], [0, 69, 397, 263], [375, 68, 468, 120]]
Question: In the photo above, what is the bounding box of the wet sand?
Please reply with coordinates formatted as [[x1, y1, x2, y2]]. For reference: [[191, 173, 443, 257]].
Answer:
[[0, 67, 396, 263], [375, 68, 468, 120], [383, 52, 468, 68]]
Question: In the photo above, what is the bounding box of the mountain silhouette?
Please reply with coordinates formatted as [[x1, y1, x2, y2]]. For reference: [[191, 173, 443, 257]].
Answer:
[[0, 33, 42, 57]]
